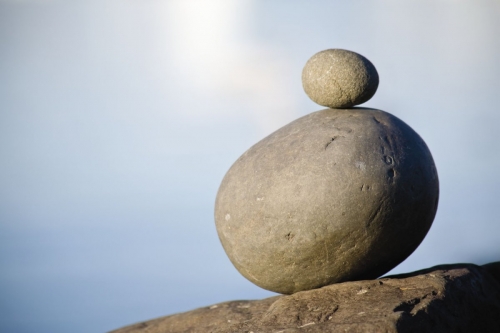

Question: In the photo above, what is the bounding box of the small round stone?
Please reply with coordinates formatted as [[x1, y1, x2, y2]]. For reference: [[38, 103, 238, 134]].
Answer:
[[302, 49, 379, 108], [215, 108, 438, 294]]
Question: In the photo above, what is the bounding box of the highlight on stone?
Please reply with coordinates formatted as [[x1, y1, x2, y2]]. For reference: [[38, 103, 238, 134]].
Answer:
[[214, 49, 439, 294], [302, 49, 379, 108]]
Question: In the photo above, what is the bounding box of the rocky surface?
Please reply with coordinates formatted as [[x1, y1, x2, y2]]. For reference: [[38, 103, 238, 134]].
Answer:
[[215, 108, 439, 294], [110, 262, 500, 333], [302, 49, 379, 108]]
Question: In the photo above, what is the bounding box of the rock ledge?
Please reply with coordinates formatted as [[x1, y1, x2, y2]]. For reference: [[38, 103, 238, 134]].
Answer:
[[110, 262, 500, 333]]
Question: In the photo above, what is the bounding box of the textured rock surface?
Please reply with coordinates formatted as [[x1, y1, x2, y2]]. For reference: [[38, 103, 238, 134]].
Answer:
[[110, 262, 500, 333], [215, 108, 439, 294], [302, 49, 379, 108]]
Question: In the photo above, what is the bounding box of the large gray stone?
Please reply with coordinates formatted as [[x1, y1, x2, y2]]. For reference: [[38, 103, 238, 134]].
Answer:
[[215, 108, 439, 294], [302, 49, 379, 108], [109, 262, 500, 333]]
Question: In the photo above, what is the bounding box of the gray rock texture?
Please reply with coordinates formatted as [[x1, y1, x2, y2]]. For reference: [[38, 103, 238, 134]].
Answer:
[[215, 108, 439, 294], [109, 262, 500, 333], [302, 49, 379, 108]]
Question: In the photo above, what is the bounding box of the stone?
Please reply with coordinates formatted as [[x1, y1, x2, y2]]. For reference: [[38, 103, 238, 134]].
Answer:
[[302, 49, 379, 108], [214, 108, 439, 294], [109, 262, 500, 333]]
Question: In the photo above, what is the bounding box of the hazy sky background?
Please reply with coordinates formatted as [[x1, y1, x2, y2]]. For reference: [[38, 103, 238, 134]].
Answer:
[[1, 1, 499, 332]]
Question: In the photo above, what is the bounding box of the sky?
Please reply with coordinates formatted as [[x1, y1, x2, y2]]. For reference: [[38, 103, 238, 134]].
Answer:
[[1, 1, 499, 332]]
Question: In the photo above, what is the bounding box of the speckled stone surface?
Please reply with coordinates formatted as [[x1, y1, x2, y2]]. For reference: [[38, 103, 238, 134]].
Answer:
[[215, 108, 439, 294], [302, 49, 379, 108], [109, 263, 500, 333]]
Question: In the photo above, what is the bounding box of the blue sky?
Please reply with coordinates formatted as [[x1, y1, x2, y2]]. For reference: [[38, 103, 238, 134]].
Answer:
[[1, 1, 499, 332]]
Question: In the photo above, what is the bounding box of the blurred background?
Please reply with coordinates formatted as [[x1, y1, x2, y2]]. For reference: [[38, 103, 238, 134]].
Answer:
[[1, 0, 499, 332]]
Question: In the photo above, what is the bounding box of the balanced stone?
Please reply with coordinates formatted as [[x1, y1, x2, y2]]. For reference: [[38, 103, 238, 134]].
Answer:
[[215, 108, 439, 294], [215, 49, 439, 294], [302, 49, 379, 108]]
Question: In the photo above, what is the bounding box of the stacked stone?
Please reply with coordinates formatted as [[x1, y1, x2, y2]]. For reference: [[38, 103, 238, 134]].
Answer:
[[214, 49, 439, 294]]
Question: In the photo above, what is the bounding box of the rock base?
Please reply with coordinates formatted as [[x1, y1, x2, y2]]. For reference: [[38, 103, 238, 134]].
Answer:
[[110, 262, 500, 333]]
